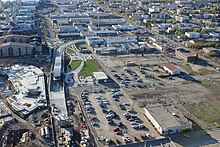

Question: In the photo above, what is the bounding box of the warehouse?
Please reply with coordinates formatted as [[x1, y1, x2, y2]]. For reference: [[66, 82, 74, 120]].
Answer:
[[144, 104, 192, 135]]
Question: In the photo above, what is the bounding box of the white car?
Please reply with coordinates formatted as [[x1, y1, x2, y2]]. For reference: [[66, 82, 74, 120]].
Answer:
[[122, 137, 131, 143], [132, 124, 139, 129], [127, 109, 132, 113], [123, 102, 130, 106], [138, 124, 144, 128], [130, 122, 138, 125], [123, 113, 130, 117], [95, 96, 102, 100]]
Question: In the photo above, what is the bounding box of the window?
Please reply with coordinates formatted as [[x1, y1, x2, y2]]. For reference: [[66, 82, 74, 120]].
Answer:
[[0, 49, 2, 57], [18, 48, 21, 56], [11, 37, 15, 42], [25, 47, 28, 55], [8, 47, 13, 57]]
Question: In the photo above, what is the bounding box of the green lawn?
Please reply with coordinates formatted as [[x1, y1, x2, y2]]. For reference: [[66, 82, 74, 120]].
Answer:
[[70, 60, 81, 70], [66, 48, 75, 54], [78, 59, 101, 77]]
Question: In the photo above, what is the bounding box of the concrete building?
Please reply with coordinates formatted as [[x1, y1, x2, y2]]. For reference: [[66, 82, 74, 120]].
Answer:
[[163, 63, 180, 75], [203, 47, 220, 57], [94, 47, 117, 54], [0, 22, 33, 36], [0, 34, 42, 57], [144, 104, 192, 135], [150, 12, 168, 20], [175, 48, 197, 62], [0, 65, 47, 118], [112, 24, 139, 31], [93, 72, 108, 83], [175, 15, 189, 23], [152, 42, 168, 51], [185, 32, 201, 39], [93, 30, 118, 37], [58, 33, 83, 40], [86, 36, 105, 46]]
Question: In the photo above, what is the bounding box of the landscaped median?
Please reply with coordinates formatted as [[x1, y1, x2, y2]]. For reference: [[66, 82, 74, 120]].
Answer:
[[78, 59, 101, 77], [70, 60, 81, 71], [66, 48, 75, 54]]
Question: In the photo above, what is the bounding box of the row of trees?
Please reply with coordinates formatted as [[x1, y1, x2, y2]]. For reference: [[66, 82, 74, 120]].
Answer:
[[188, 42, 220, 50]]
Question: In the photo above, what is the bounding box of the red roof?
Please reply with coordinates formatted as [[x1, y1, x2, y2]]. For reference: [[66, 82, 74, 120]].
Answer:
[[164, 63, 177, 71]]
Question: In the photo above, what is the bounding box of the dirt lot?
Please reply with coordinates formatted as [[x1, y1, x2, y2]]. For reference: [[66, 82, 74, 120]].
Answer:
[[82, 88, 161, 146], [131, 80, 220, 130]]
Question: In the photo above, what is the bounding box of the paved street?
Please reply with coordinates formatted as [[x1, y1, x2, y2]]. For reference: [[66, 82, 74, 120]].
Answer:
[[170, 130, 220, 147]]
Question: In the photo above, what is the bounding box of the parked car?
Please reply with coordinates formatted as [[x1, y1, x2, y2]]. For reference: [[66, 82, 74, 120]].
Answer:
[[145, 133, 154, 139], [115, 98, 120, 102], [127, 108, 133, 113], [117, 122, 123, 127], [122, 137, 131, 143], [123, 102, 130, 106], [116, 139, 121, 145], [123, 113, 130, 117]]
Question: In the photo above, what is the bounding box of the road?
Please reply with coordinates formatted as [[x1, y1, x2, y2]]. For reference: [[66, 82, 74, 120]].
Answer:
[[170, 130, 220, 147], [72, 92, 101, 147], [72, 61, 84, 86]]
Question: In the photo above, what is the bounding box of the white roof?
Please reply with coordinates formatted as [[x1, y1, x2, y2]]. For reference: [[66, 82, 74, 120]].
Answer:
[[93, 72, 108, 80], [0, 65, 46, 116]]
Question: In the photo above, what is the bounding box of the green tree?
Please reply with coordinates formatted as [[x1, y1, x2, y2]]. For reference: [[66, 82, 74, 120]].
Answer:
[[201, 28, 208, 34]]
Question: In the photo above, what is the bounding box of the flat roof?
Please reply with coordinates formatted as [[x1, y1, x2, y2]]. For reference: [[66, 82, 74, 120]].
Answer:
[[0, 65, 47, 116], [93, 72, 108, 80], [95, 47, 117, 51], [145, 104, 191, 129]]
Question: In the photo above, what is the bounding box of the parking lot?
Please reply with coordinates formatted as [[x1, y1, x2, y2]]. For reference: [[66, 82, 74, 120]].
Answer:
[[99, 55, 190, 93], [79, 88, 160, 146]]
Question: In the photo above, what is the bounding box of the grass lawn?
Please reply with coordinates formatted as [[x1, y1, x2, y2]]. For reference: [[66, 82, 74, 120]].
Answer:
[[66, 48, 75, 54], [183, 79, 220, 129], [198, 68, 218, 74], [176, 63, 196, 75], [70, 60, 81, 70], [79, 59, 101, 77]]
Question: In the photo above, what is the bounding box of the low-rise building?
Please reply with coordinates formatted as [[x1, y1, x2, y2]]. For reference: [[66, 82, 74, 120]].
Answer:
[[93, 30, 118, 37], [185, 32, 201, 39], [203, 47, 220, 57], [58, 33, 83, 40], [175, 15, 189, 23], [94, 46, 117, 54], [152, 42, 168, 50], [86, 36, 105, 46], [175, 48, 197, 62], [163, 63, 180, 75], [93, 72, 108, 83], [0, 65, 47, 118], [144, 104, 192, 135]]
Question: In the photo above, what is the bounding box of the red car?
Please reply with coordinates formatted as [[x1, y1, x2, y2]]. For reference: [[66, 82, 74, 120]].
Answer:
[[113, 127, 120, 132]]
